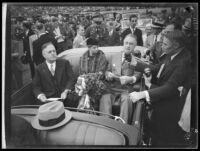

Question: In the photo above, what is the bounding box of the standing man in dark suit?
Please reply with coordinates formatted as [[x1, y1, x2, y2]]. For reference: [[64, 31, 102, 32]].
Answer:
[[121, 14, 143, 46], [105, 21, 120, 46], [129, 30, 191, 146], [33, 22, 58, 66], [32, 42, 79, 107], [22, 21, 35, 78]]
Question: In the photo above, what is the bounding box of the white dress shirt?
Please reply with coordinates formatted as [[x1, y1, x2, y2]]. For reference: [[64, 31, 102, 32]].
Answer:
[[130, 26, 136, 34]]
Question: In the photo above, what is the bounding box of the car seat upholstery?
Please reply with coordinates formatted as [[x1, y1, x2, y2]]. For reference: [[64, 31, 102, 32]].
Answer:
[[11, 107, 140, 146], [38, 120, 126, 145]]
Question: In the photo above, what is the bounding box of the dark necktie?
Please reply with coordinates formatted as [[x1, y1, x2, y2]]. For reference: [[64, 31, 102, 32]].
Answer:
[[155, 35, 158, 43], [124, 54, 132, 62]]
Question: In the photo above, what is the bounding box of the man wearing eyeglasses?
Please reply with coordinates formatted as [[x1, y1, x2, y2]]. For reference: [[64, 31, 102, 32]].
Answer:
[[121, 14, 143, 46]]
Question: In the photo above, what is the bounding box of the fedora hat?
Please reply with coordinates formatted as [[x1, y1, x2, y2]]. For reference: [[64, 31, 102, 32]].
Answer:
[[151, 22, 165, 29], [31, 101, 72, 130]]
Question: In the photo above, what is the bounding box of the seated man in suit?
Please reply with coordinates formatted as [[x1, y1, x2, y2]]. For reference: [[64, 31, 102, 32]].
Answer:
[[99, 34, 142, 124], [32, 42, 79, 107], [129, 30, 191, 146], [121, 14, 143, 46]]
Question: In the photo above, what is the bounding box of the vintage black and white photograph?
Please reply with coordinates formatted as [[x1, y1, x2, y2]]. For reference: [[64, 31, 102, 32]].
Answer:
[[2, 2, 198, 149]]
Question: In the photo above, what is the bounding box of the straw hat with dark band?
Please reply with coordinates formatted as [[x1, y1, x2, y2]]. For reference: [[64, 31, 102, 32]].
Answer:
[[31, 101, 72, 130]]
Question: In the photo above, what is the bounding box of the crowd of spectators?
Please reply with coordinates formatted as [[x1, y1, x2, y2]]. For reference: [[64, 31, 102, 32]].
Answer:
[[10, 5, 197, 92]]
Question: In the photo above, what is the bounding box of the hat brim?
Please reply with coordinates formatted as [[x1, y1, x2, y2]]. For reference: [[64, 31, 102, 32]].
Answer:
[[151, 25, 164, 29], [31, 110, 72, 130], [182, 25, 191, 30]]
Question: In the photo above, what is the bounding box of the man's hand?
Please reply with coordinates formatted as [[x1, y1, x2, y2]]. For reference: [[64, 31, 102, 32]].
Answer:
[[105, 71, 115, 81], [61, 89, 71, 100], [143, 73, 152, 89], [120, 76, 135, 85], [129, 91, 146, 103], [38, 94, 47, 103]]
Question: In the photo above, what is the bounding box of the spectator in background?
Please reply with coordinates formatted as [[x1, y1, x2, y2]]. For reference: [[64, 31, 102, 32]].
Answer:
[[105, 21, 120, 46], [146, 11, 157, 23], [11, 40, 24, 92], [121, 14, 143, 46], [33, 22, 58, 65], [182, 18, 192, 38], [114, 13, 122, 33], [14, 17, 25, 41], [85, 13, 109, 47], [143, 23, 152, 48], [52, 17, 69, 54], [73, 25, 87, 48], [45, 21, 54, 37], [22, 21, 35, 78], [145, 22, 165, 50], [29, 24, 39, 64]]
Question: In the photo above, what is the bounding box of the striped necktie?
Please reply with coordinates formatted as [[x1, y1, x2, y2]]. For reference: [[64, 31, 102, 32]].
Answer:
[[50, 64, 55, 76]]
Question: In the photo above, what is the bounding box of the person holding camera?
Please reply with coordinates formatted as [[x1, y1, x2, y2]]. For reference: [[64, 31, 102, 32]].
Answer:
[[22, 20, 35, 78]]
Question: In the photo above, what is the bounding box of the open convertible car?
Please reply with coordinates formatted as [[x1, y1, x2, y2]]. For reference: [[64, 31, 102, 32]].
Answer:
[[10, 46, 149, 147]]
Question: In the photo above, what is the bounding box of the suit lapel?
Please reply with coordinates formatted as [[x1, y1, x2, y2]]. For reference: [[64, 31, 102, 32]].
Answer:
[[55, 60, 64, 84], [42, 62, 54, 82], [159, 51, 183, 80]]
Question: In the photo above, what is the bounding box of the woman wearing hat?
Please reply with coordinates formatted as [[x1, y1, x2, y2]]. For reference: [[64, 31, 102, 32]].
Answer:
[[79, 38, 108, 75], [78, 38, 109, 110]]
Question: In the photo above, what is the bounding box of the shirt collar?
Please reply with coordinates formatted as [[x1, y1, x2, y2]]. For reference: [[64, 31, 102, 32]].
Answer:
[[170, 47, 183, 60], [25, 29, 29, 36], [130, 26, 135, 33], [38, 32, 46, 38], [46, 61, 56, 70], [109, 29, 113, 35]]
